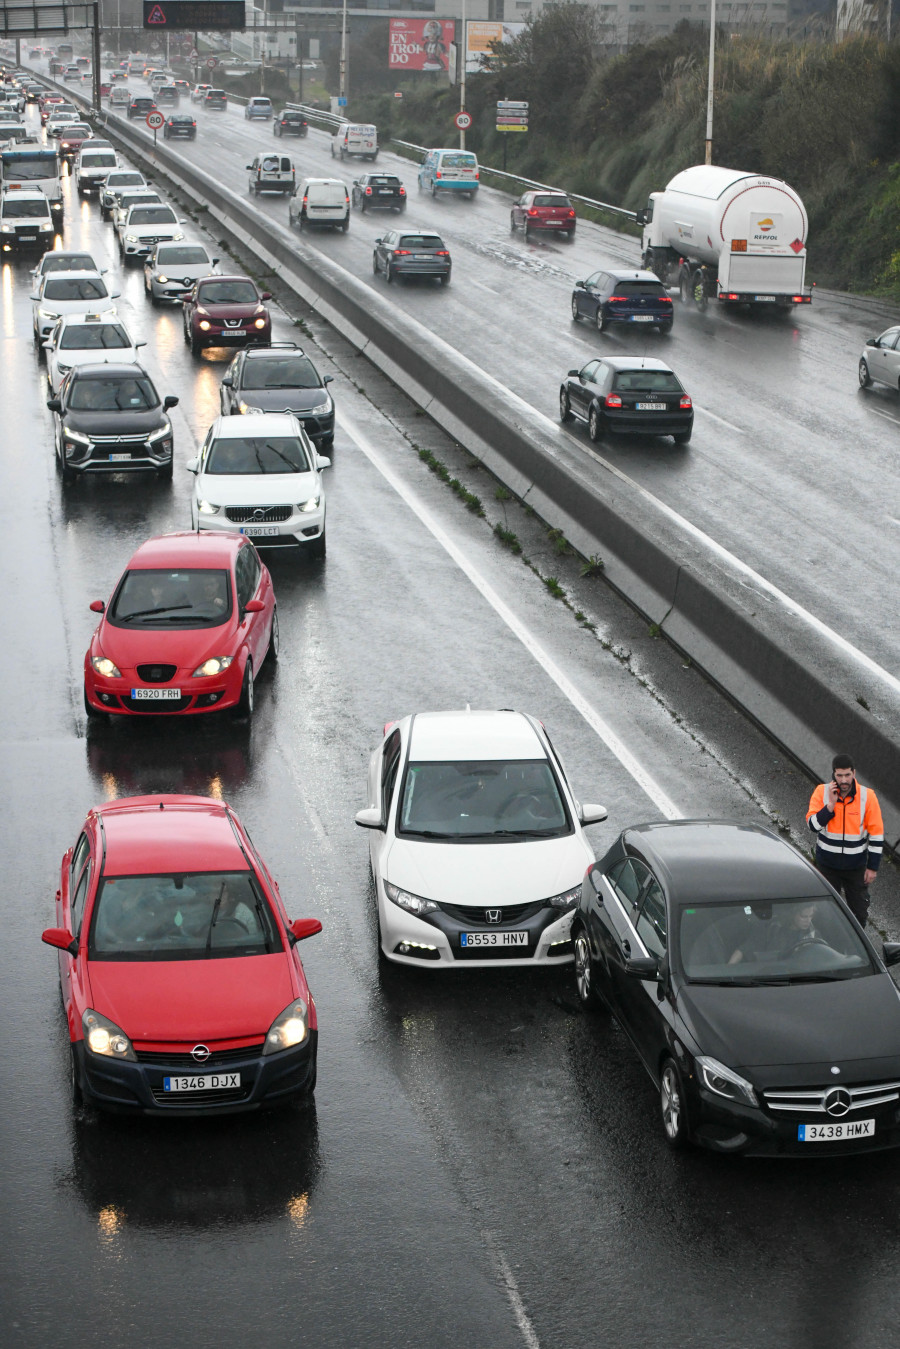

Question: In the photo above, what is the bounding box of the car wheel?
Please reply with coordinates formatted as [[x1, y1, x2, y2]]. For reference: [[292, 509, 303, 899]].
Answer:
[[190, 332, 203, 357], [233, 660, 254, 720], [158, 457, 173, 480], [565, 229, 576, 242], [858, 358, 872, 388], [299, 212, 306, 231], [372, 253, 379, 274], [183, 318, 191, 347], [660, 1058, 690, 1149], [309, 528, 326, 560], [441, 271, 451, 287], [386, 264, 395, 285], [252, 182, 259, 196], [524, 224, 532, 242], [430, 181, 437, 198], [148, 285, 159, 307], [340, 217, 349, 232], [596, 307, 608, 333], [559, 387, 573, 423], [268, 606, 279, 662], [510, 213, 517, 234], [573, 929, 603, 1010], [359, 200, 366, 214], [588, 406, 602, 442], [571, 295, 580, 322], [659, 321, 673, 336], [679, 272, 693, 306], [673, 430, 692, 445]]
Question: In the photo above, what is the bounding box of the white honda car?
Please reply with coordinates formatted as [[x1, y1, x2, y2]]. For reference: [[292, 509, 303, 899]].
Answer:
[[187, 412, 329, 558], [355, 709, 608, 969], [42, 313, 144, 393]]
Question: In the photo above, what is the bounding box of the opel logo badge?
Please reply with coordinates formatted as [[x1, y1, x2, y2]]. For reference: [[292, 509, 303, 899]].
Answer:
[[824, 1087, 852, 1118], [485, 909, 502, 924], [191, 1044, 211, 1063]]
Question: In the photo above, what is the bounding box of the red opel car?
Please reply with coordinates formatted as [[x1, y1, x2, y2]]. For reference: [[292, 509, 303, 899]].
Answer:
[[42, 795, 321, 1114], [83, 532, 277, 721], [183, 275, 272, 355], [510, 189, 577, 242]]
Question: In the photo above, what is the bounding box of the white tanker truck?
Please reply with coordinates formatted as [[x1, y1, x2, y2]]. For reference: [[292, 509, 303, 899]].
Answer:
[[636, 165, 812, 312]]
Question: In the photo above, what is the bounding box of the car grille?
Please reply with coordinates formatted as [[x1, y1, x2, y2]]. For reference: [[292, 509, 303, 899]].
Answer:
[[150, 1084, 250, 1105], [87, 434, 149, 450], [453, 944, 535, 961], [438, 900, 546, 925], [120, 694, 193, 713], [763, 1081, 900, 1114], [136, 1044, 263, 1067], [136, 663, 177, 683], [225, 504, 292, 523]]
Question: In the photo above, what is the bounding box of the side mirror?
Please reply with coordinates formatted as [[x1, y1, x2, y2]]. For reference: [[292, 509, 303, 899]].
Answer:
[[221, 375, 233, 387], [110, 290, 121, 299], [245, 163, 252, 170], [185, 457, 199, 473], [42, 340, 53, 350], [883, 943, 900, 968], [635, 208, 647, 226], [244, 598, 265, 613], [42, 926, 77, 956], [46, 397, 61, 412], [579, 803, 608, 825], [375, 237, 382, 245], [567, 368, 579, 377], [261, 291, 272, 301], [866, 337, 877, 347], [212, 257, 220, 265], [288, 917, 322, 944], [135, 340, 147, 349], [316, 454, 331, 469], [575, 280, 585, 290], [625, 956, 659, 979], [89, 599, 105, 613], [29, 292, 40, 301], [355, 806, 384, 830], [163, 394, 179, 409], [324, 374, 333, 385]]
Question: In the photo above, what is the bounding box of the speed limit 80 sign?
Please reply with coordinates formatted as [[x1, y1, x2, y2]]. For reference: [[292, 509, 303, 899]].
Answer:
[[146, 111, 165, 130], [454, 110, 472, 131]]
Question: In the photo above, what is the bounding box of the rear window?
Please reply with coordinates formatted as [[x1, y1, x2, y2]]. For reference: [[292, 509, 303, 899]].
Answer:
[[612, 370, 684, 393], [398, 235, 444, 249], [439, 153, 476, 169], [613, 281, 667, 298], [532, 194, 571, 208], [368, 176, 399, 187]]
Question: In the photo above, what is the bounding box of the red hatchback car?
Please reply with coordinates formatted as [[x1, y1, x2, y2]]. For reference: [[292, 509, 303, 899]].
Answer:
[[83, 532, 277, 721], [183, 274, 272, 355], [42, 795, 321, 1114], [510, 189, 577, 242]]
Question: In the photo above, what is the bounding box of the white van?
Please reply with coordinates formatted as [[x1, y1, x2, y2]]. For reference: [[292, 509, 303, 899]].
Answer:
[[75, 144, 118, 195], [247, 153, 295, 196], [417, 148, 480, 199], [108, 86, 131, 108], [331, 123, 377, 162], [0, 188, 55, 250], [289, 177, 350, 231]]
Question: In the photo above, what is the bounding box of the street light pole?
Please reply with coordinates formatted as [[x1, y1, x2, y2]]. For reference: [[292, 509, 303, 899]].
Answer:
[[459, 0, 467, 150], [339, 0, 348, 104], [704, 0, 716, 165]]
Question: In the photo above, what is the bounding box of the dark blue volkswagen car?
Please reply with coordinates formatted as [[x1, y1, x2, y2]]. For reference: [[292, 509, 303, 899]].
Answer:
[[571, 268, 673, 334]]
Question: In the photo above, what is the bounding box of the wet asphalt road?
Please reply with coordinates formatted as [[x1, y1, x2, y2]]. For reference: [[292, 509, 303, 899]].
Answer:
[[4, 91, 900, 1349], [84, 73, 900, 680]]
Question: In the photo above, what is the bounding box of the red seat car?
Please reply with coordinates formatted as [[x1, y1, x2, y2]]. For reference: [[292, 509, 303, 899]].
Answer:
[[183, 274, 272, 356], [510, 189, 577, 242], [42, 795, 321, 1114], [83, 532, 277, 721]]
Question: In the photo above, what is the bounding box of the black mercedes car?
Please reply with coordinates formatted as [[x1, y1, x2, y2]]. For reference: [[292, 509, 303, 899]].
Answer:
[[273, 110, 307, 137], [163, 112, 196, 140], [47, 363, 178, 482], [573, 820, 900, 1157], [559, 355, 693, 444], [352, 173, 406, 213], [219, 342, 334, 448]]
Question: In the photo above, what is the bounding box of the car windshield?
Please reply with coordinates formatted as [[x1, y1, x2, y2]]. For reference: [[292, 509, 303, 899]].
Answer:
[[3, 155, 56, 179], [59, 323, 130, 350], [206, 436, 311, 475], [68, 375, 156, 410], [613, 371, 683, 393], [82, 152, 116, 167], [129, 206, 177, 225], [41, 254, 97, 272], [156, 245, 208, 265], [89, 871, 278, 961], [44, 277, 108, 300], [678, 898, 874, 984], [532, 194, 570, 207], [613, 281, 667, 298], [109, 567, 233, 627], [2, 199, 49, 218], [397, 759, 571, 841], [399, 236, 443, 249], [241, 356, 321, 390], [198, 280, 257, 304], [60, 125, 90, 136]]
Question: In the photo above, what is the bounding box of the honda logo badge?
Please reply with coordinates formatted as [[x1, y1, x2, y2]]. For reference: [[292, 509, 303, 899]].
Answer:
[[485, 909, 502, 924]]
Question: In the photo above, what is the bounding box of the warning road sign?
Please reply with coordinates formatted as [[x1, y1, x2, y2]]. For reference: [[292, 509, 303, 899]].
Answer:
[[147, 3, 166, 22]]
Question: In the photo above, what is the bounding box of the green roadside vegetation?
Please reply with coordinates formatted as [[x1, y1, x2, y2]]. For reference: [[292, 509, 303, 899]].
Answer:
[[343, 4, 900, 299]]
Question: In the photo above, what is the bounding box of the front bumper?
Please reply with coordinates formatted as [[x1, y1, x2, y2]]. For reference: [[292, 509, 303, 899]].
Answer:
[[2, 230, 53, 250], [61, 435, 172, 476], [377, 888, 576, 969], [74, 1031, 317, 1114], [688, 1081, 900, 1157], [192, 321, 271, 348], [85, 654, 244, 716], [123, 235, 180, 258], [195, 506, 325, 549]]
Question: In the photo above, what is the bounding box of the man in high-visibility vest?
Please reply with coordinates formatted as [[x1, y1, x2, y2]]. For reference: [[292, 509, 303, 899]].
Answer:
[[807, 754, 884, 927]]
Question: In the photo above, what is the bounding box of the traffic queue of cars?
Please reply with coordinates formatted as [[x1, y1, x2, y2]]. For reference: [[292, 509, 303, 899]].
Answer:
[[12, 60, 900, 1156]]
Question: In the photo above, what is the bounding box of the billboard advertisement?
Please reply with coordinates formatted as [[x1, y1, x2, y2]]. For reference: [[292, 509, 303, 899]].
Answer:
[[465, 21, 527, 74], [389, 19, 455, 73]]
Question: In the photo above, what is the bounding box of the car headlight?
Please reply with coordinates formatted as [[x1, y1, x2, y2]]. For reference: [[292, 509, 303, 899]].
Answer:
[[548, 886, 581, 910], [197, 499, 220, 515], [237, 400, 261, 414], [192, 656, 233, 677], [263, 999, 309, 1055], [695, 1055, 758, 1108], [156, 274, 169, 283], [297, 495, 321, 514], [384, 881, 438, 917], [40, 222, 52, 231], [62, 426, 91, 443], [147, 421, 172, 443], [39, 308, 59, 318], [91, 655, 121, 678], [125, 233, 138, 242], [199, 320, 211, 331], [56, 362, 72, 374], [308, 399, 332, 416], [83, 1008, 136, 1061], [253, 318, 267, 329], [0, 225, 12, 233]]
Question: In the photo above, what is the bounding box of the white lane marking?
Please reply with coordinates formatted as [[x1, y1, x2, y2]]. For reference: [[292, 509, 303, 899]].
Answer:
[[872, 408, 900, 426], [337, 408, 682, 819], [483, 1229, 542, 1349], [695, 405, 744, 434], [469, 278, 500, 295]]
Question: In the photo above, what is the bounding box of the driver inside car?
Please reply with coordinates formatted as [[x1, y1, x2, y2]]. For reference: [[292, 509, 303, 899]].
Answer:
[[728, 901, 819, 965]]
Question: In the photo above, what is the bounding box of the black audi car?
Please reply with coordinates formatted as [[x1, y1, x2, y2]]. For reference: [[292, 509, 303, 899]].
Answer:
[[219, 342, 334, 448], [573, 820, 900, 1157], [47, 363, 178, 482], [372, 230, 450, 285], [560, 355, 693, 444], [273, 110, 307, 137], [163, 112, 196, 140]]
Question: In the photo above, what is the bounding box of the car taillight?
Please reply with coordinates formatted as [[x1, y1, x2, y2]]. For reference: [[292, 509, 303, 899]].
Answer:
[[660, 296, 673, 304], [792, 295, 804, 302], [679, 395, 692, 409], [568, 209, 576, 217], [435, 250, 450, 256], [609, 296, 628, 302], [393, 249, 411, 256], [527, 208, 539, 216], [723, 292, 739, 300], [435, 171, 441, 179], [605, 394, 623, 408], [302, 196, 308, 207], [345, 196, 350, 205], [365, 186, 372, 195]]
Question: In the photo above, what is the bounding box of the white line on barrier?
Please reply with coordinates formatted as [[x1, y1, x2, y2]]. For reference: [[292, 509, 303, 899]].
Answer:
[[337, 406, 682, 820]]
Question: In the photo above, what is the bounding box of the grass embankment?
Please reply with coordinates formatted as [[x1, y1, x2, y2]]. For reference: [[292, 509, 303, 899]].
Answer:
[[346, 21, 900, 298]]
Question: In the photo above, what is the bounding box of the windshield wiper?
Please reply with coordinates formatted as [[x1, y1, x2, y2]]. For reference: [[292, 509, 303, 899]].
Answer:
[[402, 829, 458, 840], [689, 976, 779, 986], [118, 603, 192, 621], [462, 828, 561, 839], [784, 970, 860, 982], [205, 881, 227, 955]]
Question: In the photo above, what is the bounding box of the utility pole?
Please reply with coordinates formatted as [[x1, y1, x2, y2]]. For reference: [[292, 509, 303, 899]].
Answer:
[[704, 0, 716, 165], [339, 0, 348, 104], [459, 0, 467, 150], [92, 3, 101, 112]]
